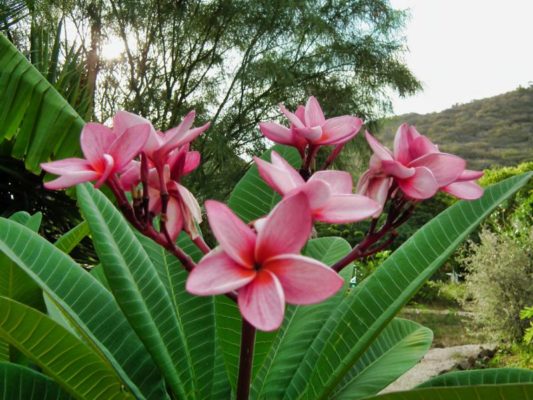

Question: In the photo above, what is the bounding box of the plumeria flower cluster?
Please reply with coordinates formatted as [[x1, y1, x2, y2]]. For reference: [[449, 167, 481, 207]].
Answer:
[[41, 96, 483, 333]]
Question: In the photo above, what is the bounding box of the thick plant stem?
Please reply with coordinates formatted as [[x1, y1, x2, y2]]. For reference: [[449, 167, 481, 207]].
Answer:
[[236, 318, 256, 400]]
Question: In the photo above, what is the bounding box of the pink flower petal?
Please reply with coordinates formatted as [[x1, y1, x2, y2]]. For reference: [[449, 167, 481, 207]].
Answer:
[[365, 131, 393, 161], [166, 197, 184, 241], [409, 153, 465, 187], [183, 151, 201, 175], [238, 270, 285, 331], [108, 124, 150, 171], [119, 161, 141, 190], [398, 166, 438, 200], [293, 126, 323, 141], [309, 170, 353, 194], [177, 184, 202, 225], [41, 158, 94, 175], [318, 116, 363, 145], [80, 123, 115, 166], [393, 123, 411, 165], [314, 194, 381, 223], [113, 111, 154, 137], [159, 110, 195, 149], [441, 181, 484, 200], [264, 254, 343, 304], [187, 248, 257, 295], [304, 96, 326, 127], [301, 179, 331, 210], [259, 122, 294, 145], [270, 151, 305, 186], [457, 169, 483, 181], [381, 160, 415, 179], [410, 135, 439, 159], [295, 105, 305, 123], [43, 170, 100, 190], [205, 200, 256, 267], [367, 176, 392, 210], [254, 155, 303, 195], [255, 192, 312, 263], [279, 104, 305, 128]]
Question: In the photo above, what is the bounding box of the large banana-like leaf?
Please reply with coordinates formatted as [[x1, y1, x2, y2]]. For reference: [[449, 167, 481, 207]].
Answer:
[[417, 368, 533, 387], [227, 145, 301, 221], [0, 33, 83, 173], [77, 183, 194, 399], [137, 232, 219, 400], [0, 362, 72, 400], [0, 296, 131, 399], [364, 384, 533, 399], [282, 172, 533, 399], [0, 217, 168, 399], [331, 318, 432, 400]]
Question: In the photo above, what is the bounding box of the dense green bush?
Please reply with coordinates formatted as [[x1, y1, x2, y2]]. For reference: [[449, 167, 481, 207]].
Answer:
[[461, 227, 533, 341]]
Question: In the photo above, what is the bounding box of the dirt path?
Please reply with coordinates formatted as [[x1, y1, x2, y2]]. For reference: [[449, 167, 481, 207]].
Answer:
[[381, 344, 497, 393]]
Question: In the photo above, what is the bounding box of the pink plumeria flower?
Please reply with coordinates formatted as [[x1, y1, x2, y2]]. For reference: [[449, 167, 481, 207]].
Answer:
[[254, 151, 381, 223], [41, 111, 151, 190], [259, 96, 363, 152], [142, 110, 209, 169], [363, 125, 467, 200], [186, 193, 344, 331]]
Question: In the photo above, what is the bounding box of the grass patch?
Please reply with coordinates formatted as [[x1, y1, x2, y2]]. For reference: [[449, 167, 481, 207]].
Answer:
[[399, 307, 489, 347]]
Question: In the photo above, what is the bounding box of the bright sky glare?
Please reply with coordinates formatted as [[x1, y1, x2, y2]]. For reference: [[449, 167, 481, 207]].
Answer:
[[389, 0, 533, 116]]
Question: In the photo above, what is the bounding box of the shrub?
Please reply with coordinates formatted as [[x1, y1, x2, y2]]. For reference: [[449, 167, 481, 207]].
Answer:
[[461, 227, 533, 341]]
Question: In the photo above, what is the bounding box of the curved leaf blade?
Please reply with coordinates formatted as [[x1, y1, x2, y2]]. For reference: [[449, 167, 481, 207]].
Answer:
[[77, 183, 194, 399], [285, 172, 533, 399], [0, 217, 168, 400], [0, 296, 131, 399], [53, 221, 89, 254], [331, 318, 432, 399], [0, 362, 72, 400], [418, 368, 533, 388]]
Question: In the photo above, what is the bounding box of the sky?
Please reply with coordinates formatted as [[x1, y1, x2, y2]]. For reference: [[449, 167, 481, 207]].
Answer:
[[389, 0, 533, 116]]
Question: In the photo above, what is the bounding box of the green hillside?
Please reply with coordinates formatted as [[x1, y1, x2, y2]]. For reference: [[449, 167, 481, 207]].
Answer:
[[377, 86, 533, 169]]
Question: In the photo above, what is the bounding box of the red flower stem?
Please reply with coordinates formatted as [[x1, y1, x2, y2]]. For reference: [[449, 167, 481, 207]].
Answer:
[[236, 318, 256, 400], [140, 153, 150, 225], [331, 196, 415, 273], [321, 143, 345, 170], [192, 236, 211, 254], [299, 145, 319, 180]]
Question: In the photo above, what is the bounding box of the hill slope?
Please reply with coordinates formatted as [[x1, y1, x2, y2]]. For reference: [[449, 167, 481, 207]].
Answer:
[[377, 86, 533, 169]]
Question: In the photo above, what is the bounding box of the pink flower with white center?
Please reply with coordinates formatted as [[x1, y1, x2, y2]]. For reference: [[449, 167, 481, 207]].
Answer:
[[186, 193, 344, 331], [363, 125, 468, 200], [259, 96, 363, 152], [41, 111, 151, 190], [254, 151, 381, 223]]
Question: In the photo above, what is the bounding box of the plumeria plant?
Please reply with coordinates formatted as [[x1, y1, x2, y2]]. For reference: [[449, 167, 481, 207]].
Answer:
[[0, 95, 533, 400]]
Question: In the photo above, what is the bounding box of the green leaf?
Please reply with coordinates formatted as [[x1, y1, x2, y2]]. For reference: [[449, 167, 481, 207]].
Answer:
[[0, 217, 168, 400], [418, 368, 533, 388], [53, 221, 89, 254], [0, 296, 131, 399], [284, 172, 533, 399], [137, 232, 217, 400], [0, 362, 72, 400], [77, 183, 193, 399], [362, 384, 533, 400], [0, 33, 84, 173], [331, 318, 432, 399], [228, 145, 301, 222], [8, 211, 42, 232]]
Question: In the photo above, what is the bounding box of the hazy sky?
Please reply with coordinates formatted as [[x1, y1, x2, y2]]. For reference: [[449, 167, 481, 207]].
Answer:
[[389, 0, 533, 116]]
